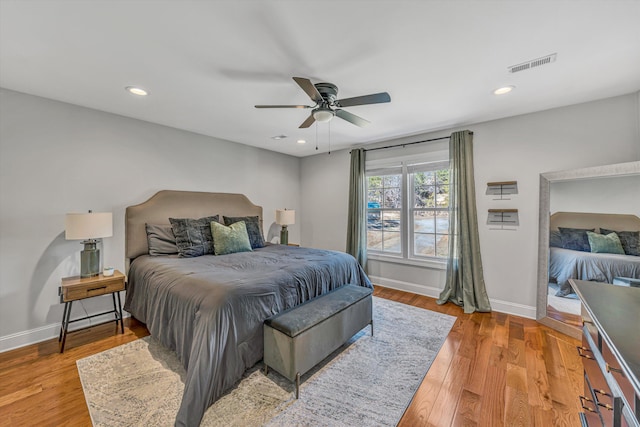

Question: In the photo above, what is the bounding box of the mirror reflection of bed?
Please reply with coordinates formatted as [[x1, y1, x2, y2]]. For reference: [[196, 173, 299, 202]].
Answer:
[[537, 163, 640, 338], [546, 211, 640, 328]]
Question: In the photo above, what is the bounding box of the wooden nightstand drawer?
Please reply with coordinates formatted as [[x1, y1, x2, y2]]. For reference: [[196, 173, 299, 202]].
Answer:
[[61, 271, 125, 302]]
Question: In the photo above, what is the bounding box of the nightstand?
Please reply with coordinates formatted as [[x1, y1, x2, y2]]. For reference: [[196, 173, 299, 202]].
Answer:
[[58, 270, 125, 352]]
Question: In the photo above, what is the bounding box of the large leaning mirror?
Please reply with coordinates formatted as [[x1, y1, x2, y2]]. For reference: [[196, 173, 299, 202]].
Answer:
[[537, 161, 640, 338]]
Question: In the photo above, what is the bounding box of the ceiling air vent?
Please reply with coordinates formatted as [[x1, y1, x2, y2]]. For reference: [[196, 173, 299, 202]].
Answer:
[[508, 53, 557, 73]]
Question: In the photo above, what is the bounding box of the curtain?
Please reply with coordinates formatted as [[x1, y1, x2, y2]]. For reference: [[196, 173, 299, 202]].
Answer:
[[437, 130, 491, 313], [346, 148, 367, 271]]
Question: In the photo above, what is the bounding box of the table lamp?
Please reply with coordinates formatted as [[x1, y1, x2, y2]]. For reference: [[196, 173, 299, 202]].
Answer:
[[65, 210, 113, 278], [276, 209, 295, 245]]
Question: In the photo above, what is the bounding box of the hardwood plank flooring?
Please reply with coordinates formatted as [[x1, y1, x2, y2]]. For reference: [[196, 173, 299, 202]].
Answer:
[[0, 286, 583, 426]]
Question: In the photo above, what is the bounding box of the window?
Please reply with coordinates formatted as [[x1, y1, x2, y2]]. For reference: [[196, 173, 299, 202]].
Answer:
[[367, 160, 449, 261]]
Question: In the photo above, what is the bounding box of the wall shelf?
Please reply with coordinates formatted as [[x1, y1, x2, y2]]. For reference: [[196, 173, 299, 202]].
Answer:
[[486, 181, 518, 200], [487, 208, 519, 230]]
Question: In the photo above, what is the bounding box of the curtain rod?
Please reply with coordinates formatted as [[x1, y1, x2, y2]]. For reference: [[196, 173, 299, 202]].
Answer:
[[351, 131, 473, 153]]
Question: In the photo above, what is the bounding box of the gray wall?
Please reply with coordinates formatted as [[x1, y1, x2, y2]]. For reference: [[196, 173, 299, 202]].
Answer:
[[0, 89, 301, 351], [300, 92, 640, 317]]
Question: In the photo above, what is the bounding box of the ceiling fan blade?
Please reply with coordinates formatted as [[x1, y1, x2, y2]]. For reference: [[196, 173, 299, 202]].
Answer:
[[336, 92, 391, 107], [293, 77, 324, 103], [299, 113, 316, 128], [255, 105, 312, 108], [335, 109, 370, 127]]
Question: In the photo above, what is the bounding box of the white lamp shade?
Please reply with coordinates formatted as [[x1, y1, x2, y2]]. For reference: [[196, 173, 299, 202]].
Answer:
[[276, 209, 295, 226], [65, 212, 113, 240]]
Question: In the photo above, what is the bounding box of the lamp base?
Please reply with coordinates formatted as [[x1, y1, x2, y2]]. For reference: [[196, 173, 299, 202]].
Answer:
[[80, 240, 100, 278], [280, 226, 289, 246]]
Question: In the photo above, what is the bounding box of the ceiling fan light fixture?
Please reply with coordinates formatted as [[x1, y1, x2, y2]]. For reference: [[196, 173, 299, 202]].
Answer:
[[297, 139, 306, 144], [313, 109, 334, 123]]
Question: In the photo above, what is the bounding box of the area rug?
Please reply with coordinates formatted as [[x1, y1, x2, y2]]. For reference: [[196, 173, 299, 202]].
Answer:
[[77, 297, 456, 427]]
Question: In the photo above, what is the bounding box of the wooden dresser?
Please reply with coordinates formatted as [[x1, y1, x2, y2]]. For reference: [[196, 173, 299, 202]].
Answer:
[[572, 280, 640, 427]]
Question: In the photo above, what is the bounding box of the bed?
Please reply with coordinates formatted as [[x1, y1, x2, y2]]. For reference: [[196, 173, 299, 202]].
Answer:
[[123, 190, 372, 427], [548, 212, 640, 296]]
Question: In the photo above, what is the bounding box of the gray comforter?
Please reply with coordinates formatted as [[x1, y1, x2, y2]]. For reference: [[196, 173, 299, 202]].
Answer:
[[549, 247, 640, 296], [124, 244, 372, 427]]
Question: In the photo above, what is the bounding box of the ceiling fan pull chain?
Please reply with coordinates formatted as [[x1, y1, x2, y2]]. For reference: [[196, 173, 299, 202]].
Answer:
[[315, 122, 319, 151], [328, 120, 331, 155]]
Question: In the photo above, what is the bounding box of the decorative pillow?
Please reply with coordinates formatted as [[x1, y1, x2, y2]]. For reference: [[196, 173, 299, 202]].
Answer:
[[169, 215, 219, 258], [211, 221, 252, 255], [145, 223, 178, 256], [549, 230, 563, 248], [223, 216, 265, 249], [558, 227, 595, 252], [586, 231, 625, 255], [599, 228, 639, 256]]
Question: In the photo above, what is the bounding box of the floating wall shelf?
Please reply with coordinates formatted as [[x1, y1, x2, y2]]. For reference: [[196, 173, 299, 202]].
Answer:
[[486, 181, 518, 200], [487, 208, 519, 230]]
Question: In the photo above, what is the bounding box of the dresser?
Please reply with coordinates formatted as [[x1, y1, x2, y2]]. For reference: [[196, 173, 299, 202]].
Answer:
[[572, 279, 640, 427]]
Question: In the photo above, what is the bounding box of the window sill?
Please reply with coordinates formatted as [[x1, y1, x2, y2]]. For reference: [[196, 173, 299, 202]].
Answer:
[[367, 254, 447, 270]]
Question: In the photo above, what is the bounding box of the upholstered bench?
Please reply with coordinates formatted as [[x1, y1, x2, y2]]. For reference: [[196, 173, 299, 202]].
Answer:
[[263, 284, 373, 398]]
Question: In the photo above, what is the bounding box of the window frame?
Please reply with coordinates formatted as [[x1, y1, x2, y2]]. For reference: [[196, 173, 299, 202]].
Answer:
[[366, 158, 450, 266]]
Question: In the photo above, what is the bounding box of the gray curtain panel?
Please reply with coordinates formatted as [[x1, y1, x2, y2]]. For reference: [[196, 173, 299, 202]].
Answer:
[[347, 148, 368, 271], [437, 130, 491, 313]]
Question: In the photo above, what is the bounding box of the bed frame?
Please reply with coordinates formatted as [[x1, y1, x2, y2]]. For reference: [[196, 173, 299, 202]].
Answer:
[[125, 190, 262, 269]]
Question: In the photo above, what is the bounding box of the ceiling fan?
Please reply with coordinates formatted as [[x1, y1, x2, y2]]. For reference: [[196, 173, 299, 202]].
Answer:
[[255, 77, 391, 128]]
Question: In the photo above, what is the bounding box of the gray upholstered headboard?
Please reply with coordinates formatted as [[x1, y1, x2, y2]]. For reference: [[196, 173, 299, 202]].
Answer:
[[550, 211, 640, 232], [125, 190, 263, 266]]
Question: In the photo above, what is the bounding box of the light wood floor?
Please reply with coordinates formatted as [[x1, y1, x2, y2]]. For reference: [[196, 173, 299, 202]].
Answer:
[[0, 286, 583, 427]]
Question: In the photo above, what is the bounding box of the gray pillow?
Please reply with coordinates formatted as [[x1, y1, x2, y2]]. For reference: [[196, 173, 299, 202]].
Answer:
[[145, 223, 178, 256], [211, 221, 252, 255], [599, 228, 639, 256], [559, 227, 594, 252], [549, 230, 563, 248], [169, 215, 219, 258], [223, 216, 265, 249]]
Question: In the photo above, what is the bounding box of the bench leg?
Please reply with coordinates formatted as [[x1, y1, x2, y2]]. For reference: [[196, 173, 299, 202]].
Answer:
[[295, 372, 300, 399], [264, 364, 269, 375], [370, 320, 374, 336]]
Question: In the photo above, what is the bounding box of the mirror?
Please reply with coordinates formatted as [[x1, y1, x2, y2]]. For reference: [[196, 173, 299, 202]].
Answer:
[[537, 161, 640, 338]]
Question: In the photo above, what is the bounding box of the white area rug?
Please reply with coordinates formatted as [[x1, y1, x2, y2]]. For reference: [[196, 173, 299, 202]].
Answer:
[[77, 297, 456, 427]]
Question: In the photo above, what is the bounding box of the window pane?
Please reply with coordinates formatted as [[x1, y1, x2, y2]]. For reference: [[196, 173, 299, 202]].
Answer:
[[367, 176, 382, 188], [383, 188, 401, 209], [436, 169, 450, 184], [383, 174, 401, 187], [382, 231, 401, 253], [367, 230, 383, 250], [367, 211, 381, 230], [368, 189, 382, 207], [436, 234, 449, 257], [414, 233, 435, 256], [436, 184, 449, 208], [383, 211, 400, 231], [414, 211, 435, 233], [436, 211, 449, 233], [414, 185, 435, 208]]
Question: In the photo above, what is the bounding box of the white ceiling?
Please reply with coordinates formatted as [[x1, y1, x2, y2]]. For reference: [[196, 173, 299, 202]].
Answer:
[[1, 1, 639, 157]]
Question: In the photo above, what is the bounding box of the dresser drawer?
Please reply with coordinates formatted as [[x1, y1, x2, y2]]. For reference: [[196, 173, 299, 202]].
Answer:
[[602, 340, 639, 424], [62, 276, 125, 301]]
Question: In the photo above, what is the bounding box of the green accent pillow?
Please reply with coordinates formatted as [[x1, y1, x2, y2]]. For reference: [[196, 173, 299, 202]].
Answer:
[[586, 231, 625, 255], [211, 221, 252, 255]]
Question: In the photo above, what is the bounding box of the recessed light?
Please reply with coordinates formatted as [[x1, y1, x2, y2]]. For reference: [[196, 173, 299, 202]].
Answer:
[[271, 135, 287, 140], [297, 139, 306, 144], [125, 86, 149, 96], [493, 85, 515, 95]]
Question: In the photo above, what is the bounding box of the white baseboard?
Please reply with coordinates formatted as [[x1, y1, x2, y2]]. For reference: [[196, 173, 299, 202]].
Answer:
[[0, 312, 130, 353], [369, 275, 536, 319]]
